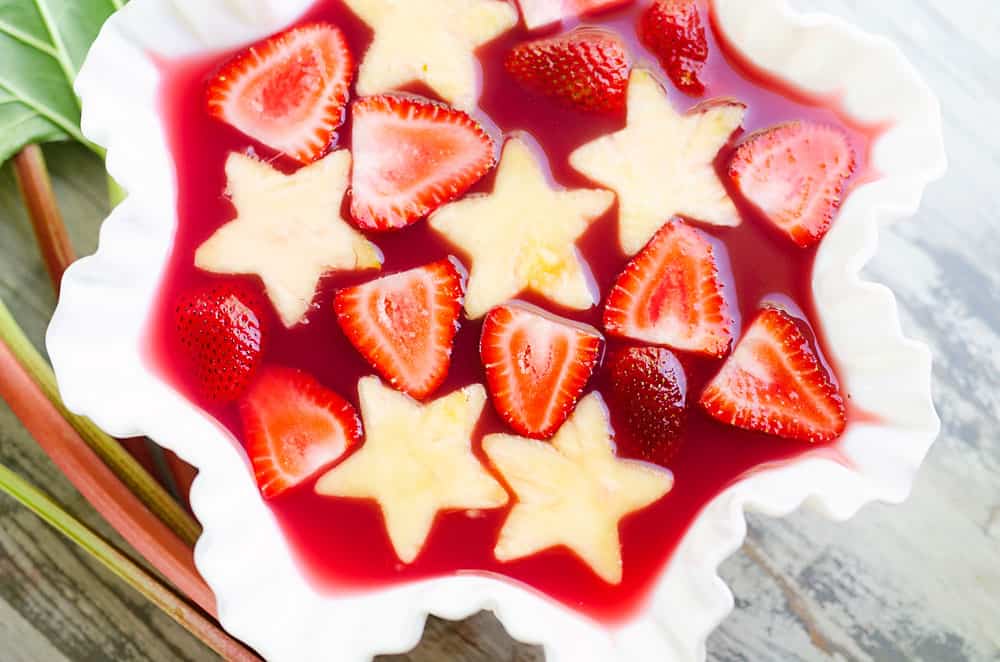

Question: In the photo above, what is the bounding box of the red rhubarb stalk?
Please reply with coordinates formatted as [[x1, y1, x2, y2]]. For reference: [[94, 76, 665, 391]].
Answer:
[[0, 336, 217, 616], [12, 145, 75, 294], [11, 144, 201, 533], [0, 298, 201, 545], [165, 450, 199, 511], [0, 464, 260, 661]]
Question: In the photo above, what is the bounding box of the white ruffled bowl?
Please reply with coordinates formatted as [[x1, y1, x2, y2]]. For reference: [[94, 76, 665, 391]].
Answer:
[[47, 1, 946, 660]]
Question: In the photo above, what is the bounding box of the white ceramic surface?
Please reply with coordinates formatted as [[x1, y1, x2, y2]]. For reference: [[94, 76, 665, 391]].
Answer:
[[47, 1, 946, 660]]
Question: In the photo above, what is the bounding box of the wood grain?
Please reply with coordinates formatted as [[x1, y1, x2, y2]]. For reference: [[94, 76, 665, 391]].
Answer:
[[1, 1, 998, 660]]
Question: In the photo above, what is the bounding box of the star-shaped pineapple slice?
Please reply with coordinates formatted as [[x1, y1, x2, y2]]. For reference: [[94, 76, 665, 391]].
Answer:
[[344, 0, 518, 109], [483, 393, 673, 584], [570, 69, 746, 255], [430, 138, 614, 319], [316, 377, 508, 564], [195, 151, 382, 327]]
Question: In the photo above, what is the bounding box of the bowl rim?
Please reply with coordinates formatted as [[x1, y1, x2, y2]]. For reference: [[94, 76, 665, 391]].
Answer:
[[48, 0, 946, 660]]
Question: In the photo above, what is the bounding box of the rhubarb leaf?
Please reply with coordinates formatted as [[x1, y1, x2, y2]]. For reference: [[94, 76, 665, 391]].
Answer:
[[0, 0, 124, 163]]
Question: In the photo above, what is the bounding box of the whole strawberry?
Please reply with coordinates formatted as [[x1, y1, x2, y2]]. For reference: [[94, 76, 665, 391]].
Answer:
[[609, 346, 688, 465], [174, 281, 270, 402], [639, 0, 709, 95], [504, 28, 630, 114]]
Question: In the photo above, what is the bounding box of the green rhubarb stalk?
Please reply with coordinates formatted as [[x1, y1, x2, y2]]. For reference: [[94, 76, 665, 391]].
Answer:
[[0, 464, 260, 661], [0, 328, 215, 614], [108, 174, 127, 208], [0, 298, 201, 546], [12, 144, 198, 514], [12, 146, 166, 481]]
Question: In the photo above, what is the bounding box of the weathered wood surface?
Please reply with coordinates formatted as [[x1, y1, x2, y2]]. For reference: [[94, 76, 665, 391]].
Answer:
[[1, 0, 998, 660]]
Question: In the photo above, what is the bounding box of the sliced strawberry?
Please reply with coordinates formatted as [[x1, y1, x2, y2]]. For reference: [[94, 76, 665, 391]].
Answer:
[[639, 0, 709, 95], [174, 281, 270, 402], [516, 0, 633, 31], [481, 303, 602, 439], [603, 220, 734, 357], [729, 121, 856, 248], [504, 28, 630, 114], [334, 259, 465, 400], [700, 307, 847, 443], [609, 347, 687, 465], [206, 22, 354, 163], [240, 366, 362, 498], [350, 95, 496, 231]]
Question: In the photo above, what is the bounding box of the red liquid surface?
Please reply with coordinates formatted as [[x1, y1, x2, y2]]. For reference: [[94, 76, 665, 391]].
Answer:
[[149, 0, 883, 624]]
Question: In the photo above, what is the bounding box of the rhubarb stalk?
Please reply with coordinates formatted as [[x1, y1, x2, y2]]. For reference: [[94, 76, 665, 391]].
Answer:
[[12, 144, 201, 509], [12, 145, 75, 294], [0, 464, 260, 661], [0, 323, 216, 615], [0, 298, 201, 545], [165, 450, 199, 511]]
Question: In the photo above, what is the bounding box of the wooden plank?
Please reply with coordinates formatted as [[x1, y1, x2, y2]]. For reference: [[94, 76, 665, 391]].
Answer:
[[1, 1, 998, 660], [704, 1, 1000, 660], [0, 599, 71, 662], [379, 614, 544, 662]]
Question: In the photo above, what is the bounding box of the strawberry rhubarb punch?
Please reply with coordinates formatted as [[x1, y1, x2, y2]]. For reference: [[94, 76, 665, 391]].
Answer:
[[150, 0, 880, 622]]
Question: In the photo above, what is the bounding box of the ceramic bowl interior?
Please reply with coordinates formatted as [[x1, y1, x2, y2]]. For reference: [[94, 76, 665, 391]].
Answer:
[[48, 1, 945, 660]]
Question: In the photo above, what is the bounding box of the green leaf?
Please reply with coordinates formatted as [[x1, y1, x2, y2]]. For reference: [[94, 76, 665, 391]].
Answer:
[[0, 0, 123, 163]]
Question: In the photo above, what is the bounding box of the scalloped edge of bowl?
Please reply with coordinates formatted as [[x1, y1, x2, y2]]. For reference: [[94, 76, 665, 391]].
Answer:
[[47, 1, 946, 660]]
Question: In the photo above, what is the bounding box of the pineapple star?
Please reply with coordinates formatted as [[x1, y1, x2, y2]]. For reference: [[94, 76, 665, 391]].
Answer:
[[430, 138, 614, 319], [483, 393, 673, 584], [570, 69, 746, 255], [195, 151, 382, 328], [316, 377, 508, 564], [344, 0, 518, 109]]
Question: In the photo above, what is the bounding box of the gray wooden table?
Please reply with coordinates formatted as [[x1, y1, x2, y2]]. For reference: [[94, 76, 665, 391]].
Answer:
[[2, 0, 998, 660]]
